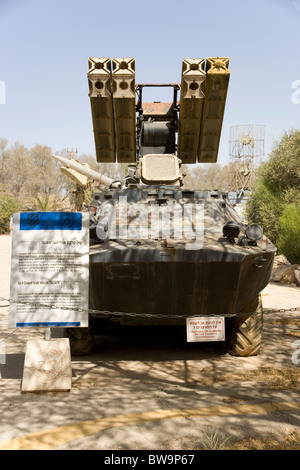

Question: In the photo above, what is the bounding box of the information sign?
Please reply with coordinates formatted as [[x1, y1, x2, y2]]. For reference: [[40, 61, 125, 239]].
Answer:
[[186, 317, 225, 342], [9, 212, 89, 328]]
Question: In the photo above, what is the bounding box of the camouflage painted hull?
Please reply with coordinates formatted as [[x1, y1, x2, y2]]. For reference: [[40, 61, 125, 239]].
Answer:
[[88, 189, 276, 325]]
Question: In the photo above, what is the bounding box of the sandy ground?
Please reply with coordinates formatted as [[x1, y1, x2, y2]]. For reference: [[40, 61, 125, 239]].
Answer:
[[1, 234, 300, 451]]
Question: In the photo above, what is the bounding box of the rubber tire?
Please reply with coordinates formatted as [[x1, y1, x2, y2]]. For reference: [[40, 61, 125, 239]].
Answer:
[[65, 325, 96, 356], [228, 294, 263, 357]]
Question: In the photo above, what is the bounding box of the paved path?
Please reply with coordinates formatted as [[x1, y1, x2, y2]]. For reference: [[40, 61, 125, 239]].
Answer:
[[1, 235, 300, 450]]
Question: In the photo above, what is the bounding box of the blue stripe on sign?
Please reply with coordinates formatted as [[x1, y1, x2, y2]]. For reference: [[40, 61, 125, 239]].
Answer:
[[16, 322, 81, 327], [20, 212, 82, 231]]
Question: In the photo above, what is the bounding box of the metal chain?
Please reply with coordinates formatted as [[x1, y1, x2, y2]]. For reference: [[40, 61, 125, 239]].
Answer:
[[1, 296, 300, 319]]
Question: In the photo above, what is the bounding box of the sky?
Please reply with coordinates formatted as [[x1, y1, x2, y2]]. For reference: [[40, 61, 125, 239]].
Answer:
[[0, 0, 300, 167]]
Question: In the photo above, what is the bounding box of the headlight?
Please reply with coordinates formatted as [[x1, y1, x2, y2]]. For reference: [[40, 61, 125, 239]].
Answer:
[[245, 223, 263, 241], [223, 221, 240, 242]]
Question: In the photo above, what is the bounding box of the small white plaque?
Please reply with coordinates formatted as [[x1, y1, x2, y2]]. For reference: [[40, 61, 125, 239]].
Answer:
[[186, 317, 225, 342]]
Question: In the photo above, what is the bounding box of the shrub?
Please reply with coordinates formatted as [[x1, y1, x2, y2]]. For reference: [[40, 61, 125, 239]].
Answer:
[[277, 204, 300, 264], [246, 129, 300, 262], [0, 193, 20, 234]]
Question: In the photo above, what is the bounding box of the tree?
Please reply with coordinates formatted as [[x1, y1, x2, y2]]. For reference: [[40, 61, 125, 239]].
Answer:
[[246, 129, 300, 263], [28, 144, 60, 196], [182, 163, 235, 191], [0, 141, 72, 210], [0, 141, 32, 204], [30, 193, 69, 212], [0, 192, 19, 234]]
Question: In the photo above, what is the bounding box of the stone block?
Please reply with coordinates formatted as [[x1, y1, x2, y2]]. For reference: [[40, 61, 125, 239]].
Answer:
[[21, 338, 72, 392]]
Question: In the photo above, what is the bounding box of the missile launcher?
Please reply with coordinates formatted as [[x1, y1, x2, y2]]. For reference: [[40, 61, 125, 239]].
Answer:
[[54, 57, 276, 358]]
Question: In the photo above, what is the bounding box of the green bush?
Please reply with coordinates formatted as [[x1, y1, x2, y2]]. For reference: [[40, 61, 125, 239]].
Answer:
[[246, 178, 283, 243], [0, 193, 19, 234], [247, 129, 300, 262], [277, 204, 300, 264]]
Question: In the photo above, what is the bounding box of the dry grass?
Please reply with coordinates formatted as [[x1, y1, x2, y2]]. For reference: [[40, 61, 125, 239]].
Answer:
[[268, 318, 300, 324], [193, 366, 300, 390], [227, 430, 300, 450], [194, 316, 300, 450], [184, 428, 300, 450], [267, 317, 300, 338]]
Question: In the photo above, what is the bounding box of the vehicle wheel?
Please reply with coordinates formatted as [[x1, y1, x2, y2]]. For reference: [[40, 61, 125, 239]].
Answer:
[[65, 323, 96, 356], [228, 294, 263, 356]]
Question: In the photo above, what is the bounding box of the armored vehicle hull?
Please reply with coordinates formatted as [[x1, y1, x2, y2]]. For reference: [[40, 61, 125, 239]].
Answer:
[[76, 187, 276, 357], [89, 188, 275, 325], [89, 238, 274, 326]]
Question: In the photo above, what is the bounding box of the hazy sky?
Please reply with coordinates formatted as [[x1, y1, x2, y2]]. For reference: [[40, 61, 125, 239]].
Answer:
[[0, 0, 300, 166]]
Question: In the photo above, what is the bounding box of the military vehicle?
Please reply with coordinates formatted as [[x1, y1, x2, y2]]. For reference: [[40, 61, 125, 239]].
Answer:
[[53, 57, 276, 356]]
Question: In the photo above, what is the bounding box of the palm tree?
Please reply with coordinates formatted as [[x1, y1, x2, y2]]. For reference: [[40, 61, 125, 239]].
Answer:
[[31, 193, 69, 212]]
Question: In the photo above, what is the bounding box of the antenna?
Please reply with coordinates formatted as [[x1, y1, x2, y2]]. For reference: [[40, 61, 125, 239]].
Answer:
[[229, 125, 265, 190], [66, 148, 78, 159]]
